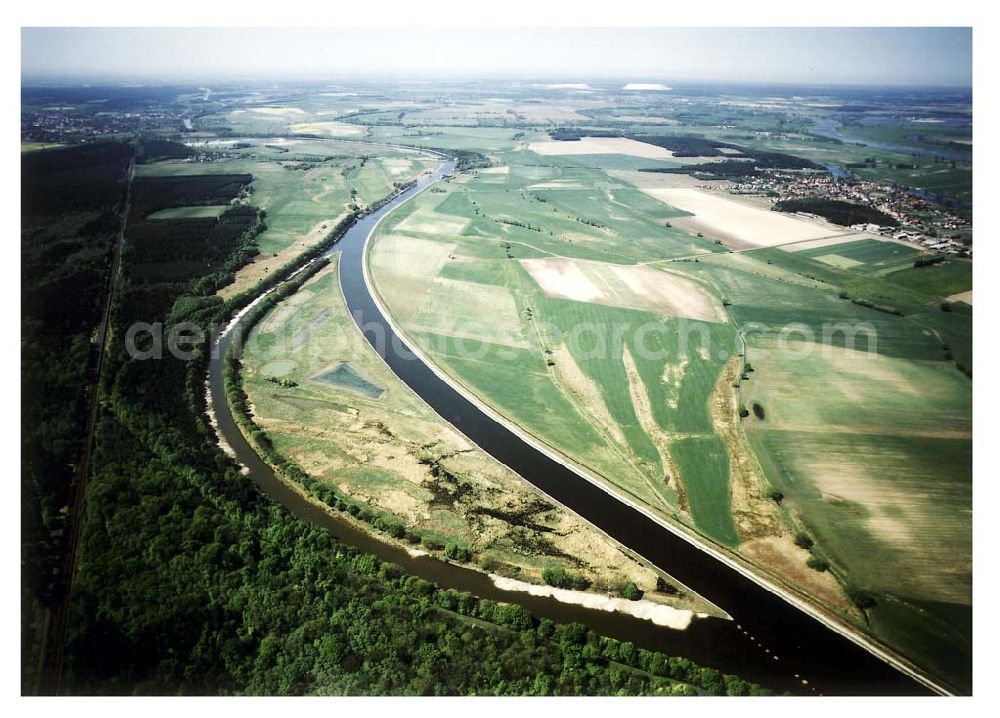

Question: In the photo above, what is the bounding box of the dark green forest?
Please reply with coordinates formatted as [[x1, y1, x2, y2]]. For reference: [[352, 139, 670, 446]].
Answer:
[[21, 142, 133, 690], [772, 198, 898, 227]]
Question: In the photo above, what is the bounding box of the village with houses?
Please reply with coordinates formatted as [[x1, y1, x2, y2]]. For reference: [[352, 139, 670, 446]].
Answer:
[[729, 168, 972, 256]]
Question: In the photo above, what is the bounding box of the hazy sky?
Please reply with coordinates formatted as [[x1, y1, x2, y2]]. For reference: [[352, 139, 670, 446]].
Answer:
[[21, 27, 972, 86]]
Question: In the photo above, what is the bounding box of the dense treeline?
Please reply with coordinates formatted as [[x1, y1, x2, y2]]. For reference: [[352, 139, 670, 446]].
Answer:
[[131, 173, 253, 214], [452, 149, 491, 172], [136, 139, 196, 164], [548, 128, 620, 142], [61, 159, 774, 696], [70, 415, 766, 696], [772, 198, 898, 227], [639, 152, 821, 178], [21, 141, 133, 691], [630, 135, 738, 157]]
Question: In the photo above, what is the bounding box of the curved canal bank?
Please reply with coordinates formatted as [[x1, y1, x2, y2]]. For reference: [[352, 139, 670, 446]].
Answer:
[[208, 146, 947, 696]]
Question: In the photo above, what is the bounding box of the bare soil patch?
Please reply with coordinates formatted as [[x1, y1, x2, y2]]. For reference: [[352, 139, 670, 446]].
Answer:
[[741, 536, 856, 616], [528, 137, 677, 160], [639, 187, 846, 249], [521, 257, 724, 322], [948, 290, 972, 305]]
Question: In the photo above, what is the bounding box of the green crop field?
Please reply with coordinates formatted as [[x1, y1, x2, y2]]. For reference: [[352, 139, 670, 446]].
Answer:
[[794, 238, 921, 275], [370, 162, 742, 536], [665, 249, 971, 685], [137, 139, 437, 298], [884, 259, 973, 297], [368, 126, 972, 689]]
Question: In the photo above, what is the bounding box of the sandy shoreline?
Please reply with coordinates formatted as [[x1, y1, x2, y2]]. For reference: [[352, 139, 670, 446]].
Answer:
[[490, 575, 707, 630]]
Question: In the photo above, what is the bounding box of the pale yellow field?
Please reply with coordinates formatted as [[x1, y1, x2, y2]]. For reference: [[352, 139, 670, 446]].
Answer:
[[408, 277, 530, 348], [814, 253, 864, 269], [290, 121, 366, 137], [369, 234, 455, 276], [528, 137, 677, 159], [520, 257, 724, 322], [380, 158, 420, 177], [638, 187, 846, 249], [948, 290, 973, 305], [395, 208, 470, 236], [780, 232, 873, 253], [249, 106, 307, 116]]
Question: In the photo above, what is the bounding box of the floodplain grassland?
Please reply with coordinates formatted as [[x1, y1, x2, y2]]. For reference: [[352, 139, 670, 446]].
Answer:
[[240, 259, 713, 612], [136, 139, 436, 297]]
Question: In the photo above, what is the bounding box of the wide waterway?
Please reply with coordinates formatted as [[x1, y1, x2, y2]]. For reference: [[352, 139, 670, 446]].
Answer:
[[207, 149, 946, 696]]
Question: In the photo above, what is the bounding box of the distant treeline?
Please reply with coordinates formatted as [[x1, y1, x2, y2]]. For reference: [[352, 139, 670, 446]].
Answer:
[[136, 139, 195, 164], [133, 172, 252, 214], [453, 149, 491, 172], [547, 127, 821, 178], [409, 147, 488, 173], [641, 152, 822, 179], [772, 198, 898, 228]]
